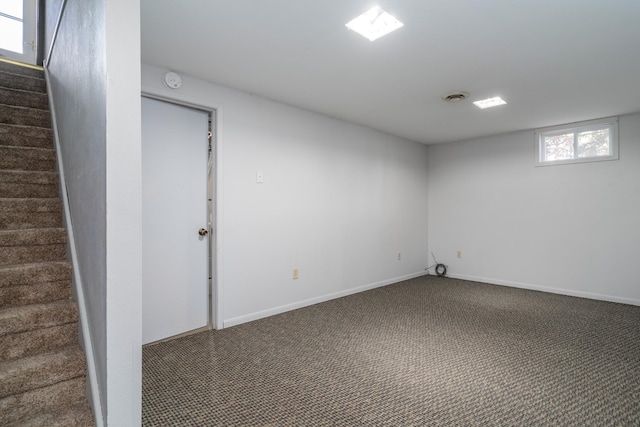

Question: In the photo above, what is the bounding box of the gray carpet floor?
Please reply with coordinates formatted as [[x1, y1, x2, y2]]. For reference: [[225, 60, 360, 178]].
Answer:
[[142, 275, 640, 426]]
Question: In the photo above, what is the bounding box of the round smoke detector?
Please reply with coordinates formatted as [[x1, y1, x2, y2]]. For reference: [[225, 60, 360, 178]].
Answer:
[[442, 91, 469, 102]]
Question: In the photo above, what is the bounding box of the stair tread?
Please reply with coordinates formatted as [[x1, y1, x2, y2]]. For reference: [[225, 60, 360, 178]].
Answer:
[[0, 123, 53, 149], [0, 87, 49, 110], [0, 299, 78, 336], [0, 62, 44, 79], [0, 377, 88, 426], [0, 71, 46, 94], [0, 280, 72, 311], [10, 401, 95, 427], [0, 261, 71, 286], [0, 228, 66, 246], [0, 323, 77, 362], [0, 170, 59, 198], [0, 346, 85, 399], [0, 144, 55, 152], [0, 104, 51, 128], [0, 169, 58, 183], [0, 198, 61, 212], [0, 145, 57, 173]]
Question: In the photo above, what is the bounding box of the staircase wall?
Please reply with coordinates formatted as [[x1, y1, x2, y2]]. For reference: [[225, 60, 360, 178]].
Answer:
[[44, 0, 142, 424]]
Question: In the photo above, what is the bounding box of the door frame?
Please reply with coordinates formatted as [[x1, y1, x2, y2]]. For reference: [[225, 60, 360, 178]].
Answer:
[[0, 0, 38, 65], [141, 90, 224, 330]]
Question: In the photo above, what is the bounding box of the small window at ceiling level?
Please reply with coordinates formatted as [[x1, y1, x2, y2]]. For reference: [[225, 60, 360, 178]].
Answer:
[[535, 117, 618, 166]]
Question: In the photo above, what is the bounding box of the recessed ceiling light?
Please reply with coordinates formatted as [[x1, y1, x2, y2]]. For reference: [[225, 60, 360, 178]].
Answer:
[[345, 6, 404, 41], [473, 96, 507, 109]]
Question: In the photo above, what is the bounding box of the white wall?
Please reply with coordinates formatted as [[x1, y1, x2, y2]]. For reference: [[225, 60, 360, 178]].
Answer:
[[428, 113, 640, 305], [142, 64, 430, 327], [45, 0, 141, 425]]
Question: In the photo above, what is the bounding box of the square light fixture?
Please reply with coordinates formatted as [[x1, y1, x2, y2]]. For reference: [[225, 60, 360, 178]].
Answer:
[[346, 6, 404, 41], [473, 97, 507, 109]]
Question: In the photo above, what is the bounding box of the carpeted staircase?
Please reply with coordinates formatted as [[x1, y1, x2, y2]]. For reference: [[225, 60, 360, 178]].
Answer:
[[0, 60, 95, 426]]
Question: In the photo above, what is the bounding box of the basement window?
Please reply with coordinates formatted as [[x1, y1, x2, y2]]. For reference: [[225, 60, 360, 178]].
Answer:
[[535, 117, 618, 166]]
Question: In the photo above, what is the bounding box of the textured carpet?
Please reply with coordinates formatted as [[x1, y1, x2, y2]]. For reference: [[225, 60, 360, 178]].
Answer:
[[142, 275, 640, 426], [0, 59, 94, 425]]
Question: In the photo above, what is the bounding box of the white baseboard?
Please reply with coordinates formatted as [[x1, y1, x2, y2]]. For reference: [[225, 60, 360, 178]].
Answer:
[[45, 67, 104, 427], [446, 273, 640, 307], [224, 271, 429, 328]]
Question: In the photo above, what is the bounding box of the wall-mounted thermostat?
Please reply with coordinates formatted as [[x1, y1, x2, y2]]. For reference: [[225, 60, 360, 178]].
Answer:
[[163, 72, 182, 89]]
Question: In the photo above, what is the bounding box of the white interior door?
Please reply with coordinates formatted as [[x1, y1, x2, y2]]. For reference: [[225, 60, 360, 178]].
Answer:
[[142, 97, 210, 344], [0, 0, 37, 64]]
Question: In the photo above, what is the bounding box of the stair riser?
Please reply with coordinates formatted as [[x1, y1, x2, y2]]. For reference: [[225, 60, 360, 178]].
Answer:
[[0, 181, 58, 198], [0, 348, 85, 399], [0, 87, 48, 110], [0, 146, 56, 171], [0, 302, 78, 337], [0, 105, 51, 128], [0, 244, 67, 266], [0, 377, 87, 425], [0, 72, 46, 93], [0, 322, 78, 362], [0, 62, 44, 79], [0, 124, 52, 149], [0, 280, 71, 309]]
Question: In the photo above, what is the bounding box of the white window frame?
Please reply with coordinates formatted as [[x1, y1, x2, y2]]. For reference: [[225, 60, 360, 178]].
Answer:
[[535, 117, 619, 167]]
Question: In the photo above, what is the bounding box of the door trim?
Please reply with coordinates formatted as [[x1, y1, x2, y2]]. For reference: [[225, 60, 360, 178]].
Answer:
[[141, 90, 224, 330], [0, 0, 38, 65]]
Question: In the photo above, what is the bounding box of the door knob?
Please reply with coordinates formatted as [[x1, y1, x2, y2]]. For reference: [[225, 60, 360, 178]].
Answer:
[[198, 228, 208, 236]]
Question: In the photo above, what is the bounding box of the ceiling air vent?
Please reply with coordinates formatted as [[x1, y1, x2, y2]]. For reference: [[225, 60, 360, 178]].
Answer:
[[442, 91, 469, 102]]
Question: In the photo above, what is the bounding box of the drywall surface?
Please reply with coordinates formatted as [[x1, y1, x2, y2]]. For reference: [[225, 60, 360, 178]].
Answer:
[[104, 0, 142, 425], [46, 0, 142, 424], [142, 63, 429, 326], [43, 0, 64, 56], [46, 0, 108, 416], [428, 113, 640, 304]]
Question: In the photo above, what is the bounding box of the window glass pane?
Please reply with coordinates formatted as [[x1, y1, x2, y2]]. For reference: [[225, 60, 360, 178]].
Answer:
[[0, 0, 23, 19], [577, 128, 610, 158], [0, 16, 23, 53], [543, 133, 574, 161]]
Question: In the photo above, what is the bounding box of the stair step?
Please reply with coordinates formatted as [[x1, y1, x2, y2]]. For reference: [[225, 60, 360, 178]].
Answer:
[[0, 71, 46, 93], [0, 145, 56, 172], [0, 244, 66, 267], [0, 262, 71, 288], [0, 322, 77, 362], [0, 346, 85, 399], [0, 376, 88, 426], [0, 228, 67, 266], [0, 280, 71, 309], [10, 401, 95, 427], [0, 198, 62, 229], [0, 228, 66, 246], [0, 87, 49, 110], [0, 104, 51, 128], [0, 123, 53, 149], [0, 61, 44, 79], [0, 170, 59, 198], [0, 299, 78, 337]]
